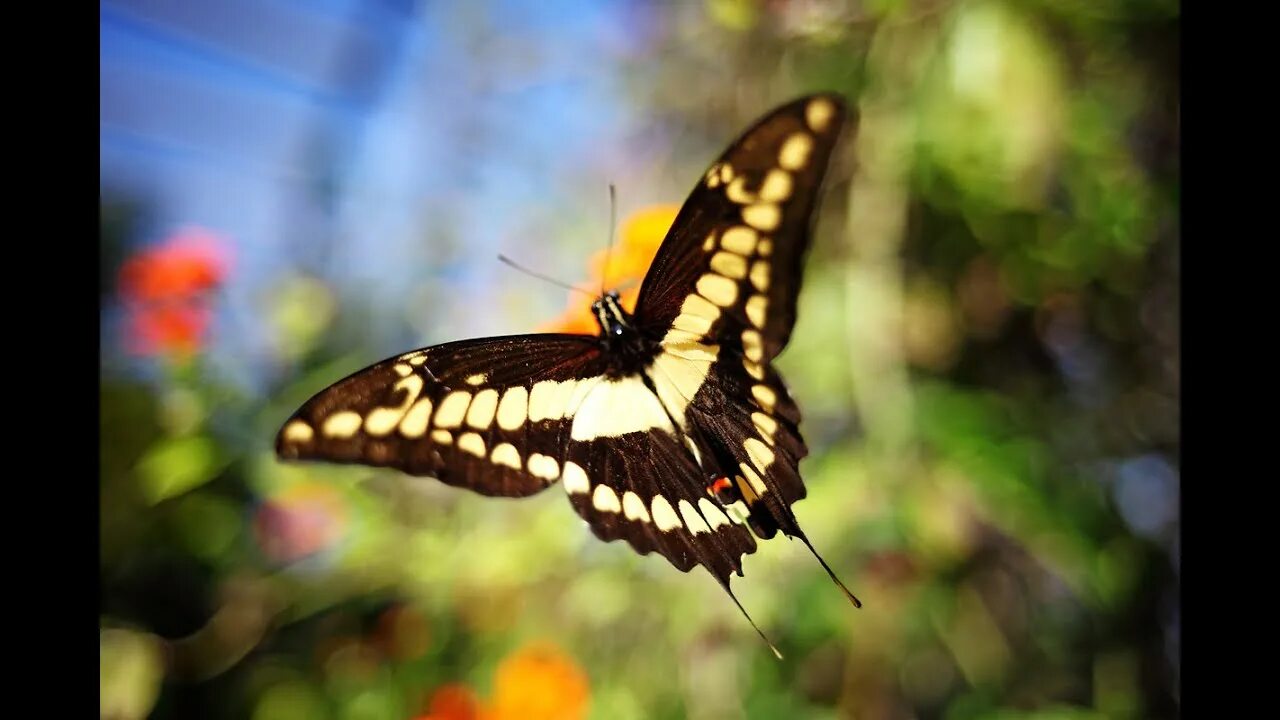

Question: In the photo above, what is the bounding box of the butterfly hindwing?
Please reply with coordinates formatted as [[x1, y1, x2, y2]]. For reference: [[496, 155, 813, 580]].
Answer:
[[563, 430, 758, 585], [277, 335, 605, 497]]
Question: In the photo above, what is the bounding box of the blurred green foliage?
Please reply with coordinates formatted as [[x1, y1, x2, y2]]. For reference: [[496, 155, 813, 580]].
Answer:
[[100, 1, 1178, 718]]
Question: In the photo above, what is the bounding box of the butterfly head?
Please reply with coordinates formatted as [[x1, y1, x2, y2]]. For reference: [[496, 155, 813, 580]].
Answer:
[[591, 290, 632, 338]]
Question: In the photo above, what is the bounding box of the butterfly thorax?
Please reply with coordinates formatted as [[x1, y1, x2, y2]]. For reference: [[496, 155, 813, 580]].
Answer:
[[592, 290, 658, 375]]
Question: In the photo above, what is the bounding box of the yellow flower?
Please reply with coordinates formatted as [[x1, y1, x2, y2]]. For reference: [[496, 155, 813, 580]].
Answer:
[[540, 204, 680, 334]]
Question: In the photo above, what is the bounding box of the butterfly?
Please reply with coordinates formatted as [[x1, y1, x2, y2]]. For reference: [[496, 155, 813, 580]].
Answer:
[[276, 94, 860, 655]]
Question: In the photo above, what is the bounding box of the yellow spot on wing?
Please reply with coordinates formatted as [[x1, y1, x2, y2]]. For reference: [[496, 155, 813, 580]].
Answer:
[[750, 260, 771, 291], [592, 484, 621, 512], [323, 411, 362, 438], [746, 294, 768, 328], [664, 339, 718, 362], [725, 176, 757, 205], [394, 364, 412, 377], [752, 384, 777, 412], [496, 386, 529, 430], [465, 373, 487, 386], [649, 340, 718, 429], [742, 203, 780, 231], [528, 453, 561, 480], [679, 499, 711, 535], [741, 329, 763, 362], [458, 432, 486, 458], [431, 429, 452, 445], [720, 226, 758, 255], [739, 462, 768, 496], [570, 376, 673, 441], [399, 398, 434, 437], [562, 461, 590, 494], [696, 273, 738, 307], [433, 391, 471, 429], [681, 293, 721, 325], [673, 309, 714, 336], [283, 421, 313, 443], [752, 411, 777, 440], [623, 491, 651, 522], [492, 442, 521, 469], [744, 437, 776, 472], [779, 132, 814, 170], [698, 498, 731, 530], [758, 169, 793, 202], [683, 435, 704, 468], [710, 251, 748, 279], [650, 496, 682, 531], [465, 388, 499, 429], [365, 375, 425, 436], [806, 97, 836, 132], [529, 379, 577, 422]]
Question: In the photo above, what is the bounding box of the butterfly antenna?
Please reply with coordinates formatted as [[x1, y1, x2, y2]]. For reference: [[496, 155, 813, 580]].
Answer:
[[796, 534, 863, 608], [497, 254, 594, 298], [601, 183, 618, 297], [716, 577, 783, 660]]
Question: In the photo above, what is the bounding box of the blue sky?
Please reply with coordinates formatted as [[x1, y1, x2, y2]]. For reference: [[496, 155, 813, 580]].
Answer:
[[101, 0, 651, 388]]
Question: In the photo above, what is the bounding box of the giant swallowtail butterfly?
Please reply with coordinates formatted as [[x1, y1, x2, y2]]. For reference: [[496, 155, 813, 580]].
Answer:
[[277, 94, 860, 655]]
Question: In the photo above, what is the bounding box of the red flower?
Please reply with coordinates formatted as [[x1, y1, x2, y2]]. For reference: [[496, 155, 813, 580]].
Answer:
[[253, 482, 349, 565], [118, 227, 231, 357], [415, 684, 481, 720]]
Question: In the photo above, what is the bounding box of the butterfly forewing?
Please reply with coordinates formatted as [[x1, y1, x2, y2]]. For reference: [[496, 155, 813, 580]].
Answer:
[[277, 335, 605, 497], [636, 93, 850, 361]]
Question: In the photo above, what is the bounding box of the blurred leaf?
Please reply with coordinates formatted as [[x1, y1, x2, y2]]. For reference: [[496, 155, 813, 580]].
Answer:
[[705, 0, 758, 31], [254, 679, 329, 720], [171, 493, 242, 562], [100, 627, 166, 720], [136, 435, 225, 505], [267, 274, 338, 364], [919, 1, 1067, 210]]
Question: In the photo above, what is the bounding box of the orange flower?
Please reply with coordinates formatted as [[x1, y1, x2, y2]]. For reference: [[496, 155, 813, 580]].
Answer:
[[118, 226, 231, 357], [540, 204, 680, 334], [416, 644, 589, 720], [487, 643, 589, 720]]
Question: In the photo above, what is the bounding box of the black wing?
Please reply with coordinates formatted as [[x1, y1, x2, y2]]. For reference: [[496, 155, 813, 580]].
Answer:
[[635, 93, 851, 360], [277, 334, 607, 497], [624, 94, 862, 609]]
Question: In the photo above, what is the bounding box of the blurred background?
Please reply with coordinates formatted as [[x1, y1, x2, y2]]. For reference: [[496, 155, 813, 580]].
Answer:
[[99, 1, 1179, 718]]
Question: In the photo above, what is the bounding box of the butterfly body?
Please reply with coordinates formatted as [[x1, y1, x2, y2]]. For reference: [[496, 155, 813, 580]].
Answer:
[[277, 94, 861, 651], [589, 291, 657, 371]]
